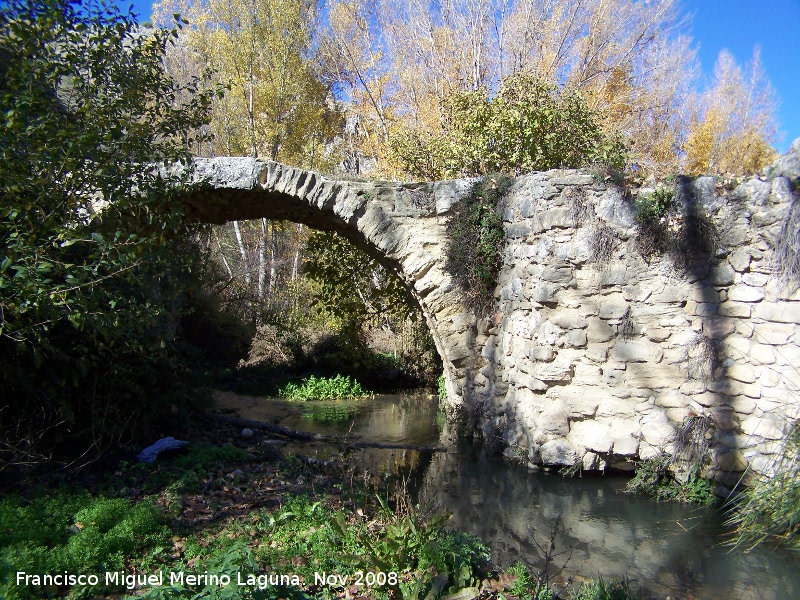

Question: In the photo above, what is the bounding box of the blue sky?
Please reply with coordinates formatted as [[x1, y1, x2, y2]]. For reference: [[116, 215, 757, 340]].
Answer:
[[125, 0, 799, 153]]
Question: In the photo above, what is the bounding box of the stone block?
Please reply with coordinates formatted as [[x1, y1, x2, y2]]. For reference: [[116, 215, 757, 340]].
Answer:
[[597, 397, 636, 418], [565, 330, 588, 347], [572, 364, 602, 385], [726, 364, 757, 383], [726, 396, 757, 415], [695, 303, 719, 317], [516, 374, 548, 392], [728, 248, 752, 272], [711, 264, 735, 286], [541, 265, 573, 283], [754, 301, 800, 323], [569, 420, 613, 453], [753, 322, 793, 345], [750, 344, 776, 365], [718, 301, 752, 318], [708, 378, 761, 398], [549, 309, 588, 329], [611, 339, 662, 363], [540, 439, 577, 466], [716, 450, 748, 472], [759, 367, 781, 387], [703, 317, 735, 339], [586, 343, 610, 362], [533, 207, 572, 232], [743, 273, 769, 287], [526, 344, 555, 362], [740, 414, 786, 440], [640, 413, 674, 446], [599, 295, 628, 319], [506, 222, 533, 238], [625, 363, 686, 389], [655, 392, 690, 408], [645, 327, 671, 342], [728, 285, 766, 302], [532, 360, 574, 382], [612, 423, 641, 456], [556, 386, 601, 417], [587, 318, 614, 342], [689, 286, 720, 302]]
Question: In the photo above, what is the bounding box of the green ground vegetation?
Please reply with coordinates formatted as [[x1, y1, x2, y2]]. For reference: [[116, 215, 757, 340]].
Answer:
[[1, 439, 643, 600]]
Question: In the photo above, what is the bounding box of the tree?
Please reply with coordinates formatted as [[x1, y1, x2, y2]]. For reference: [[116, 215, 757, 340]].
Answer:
[[154, 0, 341, 168], [0, 0, 214, 468], [683, 48, 779, 175]]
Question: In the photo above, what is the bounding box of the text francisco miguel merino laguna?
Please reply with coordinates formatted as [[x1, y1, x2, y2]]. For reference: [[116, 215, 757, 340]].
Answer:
[[15, 570, 306, 590]]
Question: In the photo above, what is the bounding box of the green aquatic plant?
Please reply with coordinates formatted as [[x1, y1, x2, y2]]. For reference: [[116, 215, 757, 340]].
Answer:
[[278, 374, 370, 401]]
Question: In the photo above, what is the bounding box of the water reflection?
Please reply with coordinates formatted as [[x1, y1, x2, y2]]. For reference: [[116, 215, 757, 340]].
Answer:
[[215, 391, 800, 600]]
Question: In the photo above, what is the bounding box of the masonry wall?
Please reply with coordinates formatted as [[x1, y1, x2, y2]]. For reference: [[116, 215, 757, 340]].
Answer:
[[460, 156, 800, 486]]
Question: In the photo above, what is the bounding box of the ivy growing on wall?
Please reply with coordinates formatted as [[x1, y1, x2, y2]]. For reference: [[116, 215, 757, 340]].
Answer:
[[445, 174, 514, 314]]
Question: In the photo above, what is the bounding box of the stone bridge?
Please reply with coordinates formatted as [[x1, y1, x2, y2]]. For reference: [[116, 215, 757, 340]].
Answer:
[[181, 143, 800, 486]]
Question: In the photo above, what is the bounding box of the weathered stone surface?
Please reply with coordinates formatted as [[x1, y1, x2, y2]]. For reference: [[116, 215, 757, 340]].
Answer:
[[711, 264, 735, 286], [728, 286, 766, 302], [569, 420, 613, 453], [599, 295, 629, 319], [540, 439, 577, 466], [718, 301, 752, 318], [587, 318, 615, 342], [770, 137, 800, 180], [754, 301, 800, 323], [532, 360, 574, 382], [728, 248, 752, 272], [753, 322, 793, 345], [611, 339, 662, 363]]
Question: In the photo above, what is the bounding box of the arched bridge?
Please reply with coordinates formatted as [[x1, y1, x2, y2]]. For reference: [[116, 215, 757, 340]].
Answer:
[[181, 158, 477, 405], [179, 147, 800, 483]]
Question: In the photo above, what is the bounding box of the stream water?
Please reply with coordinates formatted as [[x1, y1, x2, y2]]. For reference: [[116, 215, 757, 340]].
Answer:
[[214, 391, 800, 600]]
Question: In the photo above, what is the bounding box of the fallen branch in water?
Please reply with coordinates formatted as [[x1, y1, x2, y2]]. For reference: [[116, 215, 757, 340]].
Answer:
[[204, 413, 447, 452]]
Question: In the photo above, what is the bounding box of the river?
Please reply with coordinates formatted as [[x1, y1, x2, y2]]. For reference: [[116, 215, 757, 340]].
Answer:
[[213, 391, 800, 600]]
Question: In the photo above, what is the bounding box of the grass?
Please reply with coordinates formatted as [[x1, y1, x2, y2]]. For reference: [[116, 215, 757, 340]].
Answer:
[[726, 421, 800, 551], [277, 374, 370, 401]]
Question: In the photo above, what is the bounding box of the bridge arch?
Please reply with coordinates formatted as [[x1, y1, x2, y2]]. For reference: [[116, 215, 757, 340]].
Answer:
[[180, 158, 478, 405]]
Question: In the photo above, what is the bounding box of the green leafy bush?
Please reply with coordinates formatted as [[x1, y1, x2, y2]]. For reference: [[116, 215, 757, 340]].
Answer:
[[390, 72, 628, 180], [278, 374, 370, 401], [446, 174, 513, 313], [0, 0, 216, 469]]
